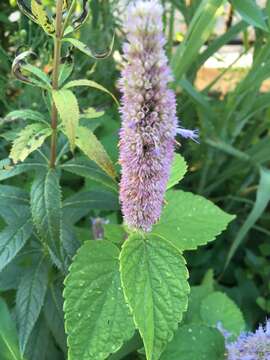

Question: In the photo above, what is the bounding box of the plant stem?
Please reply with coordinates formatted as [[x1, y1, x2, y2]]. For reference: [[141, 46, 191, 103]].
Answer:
[[50, 0, 64, 168]]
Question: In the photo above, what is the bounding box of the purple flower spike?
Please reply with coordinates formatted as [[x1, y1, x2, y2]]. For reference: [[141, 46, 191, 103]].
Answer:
[[118, 0, 179, 232], [223, 319, 270, 360]]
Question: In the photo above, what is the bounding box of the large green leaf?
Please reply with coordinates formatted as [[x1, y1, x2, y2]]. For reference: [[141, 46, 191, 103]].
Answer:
[[24, 315, 50, 360], [200, 292, 245, 339], [10, 123, 51, 164], [167, 154, 187, 190], [31, 169, 62, 262], [5, 109, 47, 124], [0, 298, 23, 360], [0, 215, 32, 272], [160, 324, 225, 360], [61, 157, 118, 192], [153, 190, 235, 251], [231, 0, 268, 31], [75, 126, 116, 179], [64, 240, 135, 360], [52, 89, 79, 151], [16, 257, 49, 354], [120, 234, 190, 360]]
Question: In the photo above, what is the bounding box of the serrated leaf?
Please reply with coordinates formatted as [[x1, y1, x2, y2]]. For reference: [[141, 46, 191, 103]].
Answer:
[[0, 298, 23, 360], [200, 292, 245, 339], [64, 79, 119, 105], [160, 324, 225, 360], [61, 157, 118, 192], [167, 154, 187, 189], [31, 0, 55, 35], [5, 109, 47, 124], [64, 240, 135, 360], [31, 169, 62, 262], [16, 257, 49, 354], [52, 89, 79, 151], [0, 161, 47, 182], [120, 233, 190, 360], [231, 0, 268, 32], [0, 215, 32, 272], [10, 123, 51, 164], [76, 126, 116, 179], [153, 190, 235, 251], [58, 58, 74, 87]]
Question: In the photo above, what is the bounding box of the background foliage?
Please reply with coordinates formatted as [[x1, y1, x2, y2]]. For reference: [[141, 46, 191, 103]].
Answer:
[[0, 0, 269, 359]]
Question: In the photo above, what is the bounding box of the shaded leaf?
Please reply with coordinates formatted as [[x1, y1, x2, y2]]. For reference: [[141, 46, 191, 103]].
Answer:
[[16, 257, 49, 354], [200, 292, 246, 339], [0, 298, 23, 360], [61, 157, 118, 192], [31, 169, 62, 262], [0, 215, 32, 272], [160, 324, 225, 360]]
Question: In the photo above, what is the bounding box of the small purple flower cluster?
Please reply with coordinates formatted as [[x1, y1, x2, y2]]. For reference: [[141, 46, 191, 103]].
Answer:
[[118, 0, 198, 232], [225, 320, 270, 360]]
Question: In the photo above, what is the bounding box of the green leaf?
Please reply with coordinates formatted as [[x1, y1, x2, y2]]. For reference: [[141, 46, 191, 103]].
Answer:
[[200, 292, 245, 339], [104, 224, 126, 245], [52, 89, 79, 151], [231, 0, 268, 31], [0, 298, 23, 360], [76, 126, 116, 179], [21, 63, 52, 89], [160, 324, 225, 360], [10, 123, 51, 164], [5, 109, 47, 124], [31, 169, 62, 262], [16, 257, 49, 354], [0, 161, 47, 182], [0, 186, 29, 206], [63, 189, 119, 218], [44, 282, 67, 354], [58, 58, 74, 87], [61, 157, 118, 192], [80, 107, 105, 119], [64, 240, 135, 360], [167, 154, 187, 189], [225, 167, 270, 267], [64, 79, 119, 106], [62, 36, 114, 60], [24, 315, 50, 360], [31, 0, 55, 35], [171, 0, 225, 80], [0, 215, 32, 272], [153, 190, 235, 251], [183, 285, 213, 325], [120, 233, 190, 360]]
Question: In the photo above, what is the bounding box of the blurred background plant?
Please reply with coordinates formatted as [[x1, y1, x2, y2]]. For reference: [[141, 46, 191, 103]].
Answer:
[[0, 0, 269, 359]]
